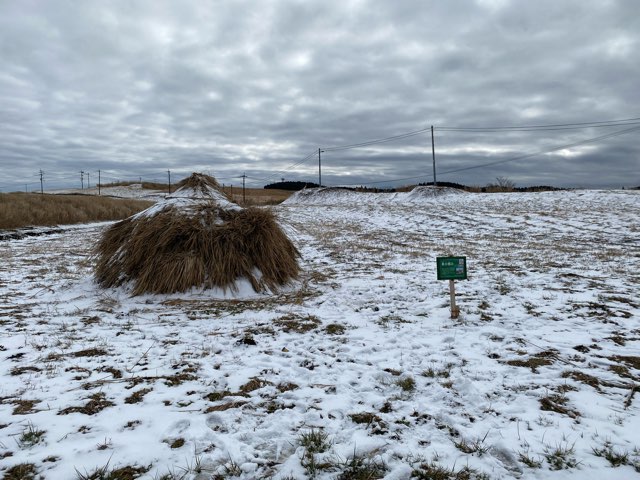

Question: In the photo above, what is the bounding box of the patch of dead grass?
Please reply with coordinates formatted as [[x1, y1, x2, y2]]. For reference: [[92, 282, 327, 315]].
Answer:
[[2, 463, 39, 480], [124, 388, 153, 404], [273, 313, 321, 333], [540, 393, 580, 418], [12, 399, 40, 415], [59, 392, 115, 415], [505, 350, 559, 373], [205, 401, 247, 412]]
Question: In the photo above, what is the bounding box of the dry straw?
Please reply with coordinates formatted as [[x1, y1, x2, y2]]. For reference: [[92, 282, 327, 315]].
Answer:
[[94, 173, 300, 295]]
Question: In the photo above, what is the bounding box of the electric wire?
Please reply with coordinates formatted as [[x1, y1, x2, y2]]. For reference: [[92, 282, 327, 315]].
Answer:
[[438, 116, 640, 131], [321, 126, 431, 152], [438, 124, 640, 175], [336, 123, 640, 187]]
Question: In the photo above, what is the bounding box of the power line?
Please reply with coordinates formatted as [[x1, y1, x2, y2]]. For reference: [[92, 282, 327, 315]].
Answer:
[[336, 123, 640, 187], [438, 124, 640, 175], [438, 117, 640, 132], [267, 150, 317, 182], [322, 126, 431, 152]]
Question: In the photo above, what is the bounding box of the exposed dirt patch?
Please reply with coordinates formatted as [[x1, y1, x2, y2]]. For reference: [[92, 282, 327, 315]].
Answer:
[[10, 365, 41, 376], [71, 348, 108, 357], [505, 350, 558, 373], [98, 366, 123, 379], [12, 399, 40, 415], [204, 401, 247, 412], [561, 371, 601, 391], [239, 377, 271, 394], [540, 394, 580, 418], [349, 412, 388, 435], [609, 355, 640, 370], [59, 392, 115, 415], [169, 438, 185, 449], [277, 382, 299, 392], [2, 462, 39, 480], [124, 388, 153, 404], [273, 313, 321, 333]]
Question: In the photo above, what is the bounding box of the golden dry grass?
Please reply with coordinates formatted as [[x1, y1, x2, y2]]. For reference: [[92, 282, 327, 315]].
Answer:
[[94, 173, 300, 295], [94, 206, 300, 295], [102, 179, 292, 205], [226, 187, 292, 206], [0, 193, 153, 230]]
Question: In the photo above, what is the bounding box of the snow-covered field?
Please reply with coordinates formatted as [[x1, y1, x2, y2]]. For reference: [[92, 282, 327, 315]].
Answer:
[[1, 189, 639, 479]]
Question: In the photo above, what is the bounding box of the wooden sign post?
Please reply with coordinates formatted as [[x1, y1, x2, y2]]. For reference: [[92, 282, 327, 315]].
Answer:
[[436, 256, 467, 319]]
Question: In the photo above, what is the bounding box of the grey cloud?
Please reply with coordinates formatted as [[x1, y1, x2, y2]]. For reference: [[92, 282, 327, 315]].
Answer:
[[0, 0, 638, 192]]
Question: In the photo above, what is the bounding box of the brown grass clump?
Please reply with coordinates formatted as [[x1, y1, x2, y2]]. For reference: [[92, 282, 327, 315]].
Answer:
[[0, 193, 152, 229], [94, 173, 300, 295]]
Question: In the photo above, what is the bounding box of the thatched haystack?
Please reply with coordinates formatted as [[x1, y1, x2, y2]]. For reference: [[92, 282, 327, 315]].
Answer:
[[94, 173, 300, 295]]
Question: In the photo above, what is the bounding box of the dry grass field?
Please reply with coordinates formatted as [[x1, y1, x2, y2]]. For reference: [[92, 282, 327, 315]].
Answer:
[[0, 186, 292, 231], [0, 193, 153, 230]]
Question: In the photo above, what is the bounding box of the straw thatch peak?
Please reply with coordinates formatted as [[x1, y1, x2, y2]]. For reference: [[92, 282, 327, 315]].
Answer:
[[136, 173, 239, 220], [169, 172, 236, 205]]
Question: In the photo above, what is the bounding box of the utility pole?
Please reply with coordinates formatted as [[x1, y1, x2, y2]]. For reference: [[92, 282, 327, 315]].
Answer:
[[241, 173, 246, 204], [318, 148, 322, 187], [98, 170, 101, 196], [431, 125, 437, 187], [86, 172, 90, 189], [39, 170, 44, 194], [80, 170, 85, 190], [167, 170, 171, 194]]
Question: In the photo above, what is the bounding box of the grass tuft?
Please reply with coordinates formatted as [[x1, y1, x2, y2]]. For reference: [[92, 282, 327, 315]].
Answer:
[[543, 441, 579, 470], [592, 441, 629, 467], [17, 423, 46, 448], [396, 376, 416, 392], [337, 450, 386, 480], [299, 428, 331, 454], [75, 462, 150, 480], [3, 463, 39, 480], [411, 462, 490, 479], [453, 432, 490, 456]]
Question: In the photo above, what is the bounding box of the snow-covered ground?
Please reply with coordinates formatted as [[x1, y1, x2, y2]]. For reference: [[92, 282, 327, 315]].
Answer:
[[1, 189, 639, 479]]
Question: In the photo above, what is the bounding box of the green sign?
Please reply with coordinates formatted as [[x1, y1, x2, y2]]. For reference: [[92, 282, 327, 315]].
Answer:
[[437, 256, 467, 280]]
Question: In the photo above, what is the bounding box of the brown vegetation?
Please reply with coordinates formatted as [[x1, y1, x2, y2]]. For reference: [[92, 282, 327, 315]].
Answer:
[[0, 193, 152, 230], [103, 179, 292, 205], [94, 173, 300, 295]]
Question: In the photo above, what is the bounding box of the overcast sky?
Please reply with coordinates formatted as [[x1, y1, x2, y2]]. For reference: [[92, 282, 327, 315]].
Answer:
[[1, 0, 639, 191]]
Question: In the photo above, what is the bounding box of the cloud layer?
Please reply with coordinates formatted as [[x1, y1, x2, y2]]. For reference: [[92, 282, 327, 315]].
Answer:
[[1, 0, 639, 191]]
